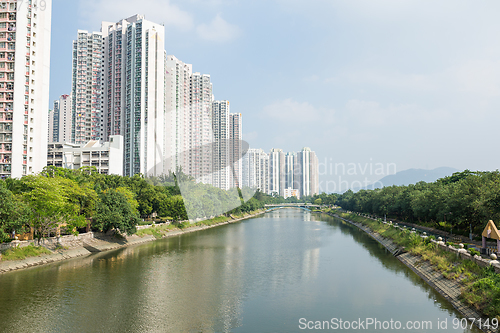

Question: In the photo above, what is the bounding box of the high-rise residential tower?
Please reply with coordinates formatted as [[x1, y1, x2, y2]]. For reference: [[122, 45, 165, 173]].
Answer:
[[269, 148, 285, 196], [165, 55, 192, 175], [285, 151, 296, 190], [229, 112, 242, 188], [49, 94, 72, 143], [71, 30, 103, 144], [212, 100, 230, 190], [190, 72, 213, 184], [296, 147, 319, 197], [164, 56, 214, 184], [101, 15, 165, 177], [242, 148, 268, 193], [0, 0, 52, 179]]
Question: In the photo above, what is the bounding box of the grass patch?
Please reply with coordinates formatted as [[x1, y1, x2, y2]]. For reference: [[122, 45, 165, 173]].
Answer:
[[136, 210, 264, 239], [1, 245, 52, 261], [136, 224, 175, 239]]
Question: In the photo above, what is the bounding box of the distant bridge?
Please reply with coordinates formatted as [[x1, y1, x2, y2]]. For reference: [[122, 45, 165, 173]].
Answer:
[[264, 203, 322, 212]]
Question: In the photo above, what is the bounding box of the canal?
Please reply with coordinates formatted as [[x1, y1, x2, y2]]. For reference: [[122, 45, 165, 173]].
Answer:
[[0, 209, 480, 332]]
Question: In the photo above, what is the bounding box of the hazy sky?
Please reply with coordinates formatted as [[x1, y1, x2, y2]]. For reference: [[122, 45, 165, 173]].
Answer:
[[49, 0, 500, 191]]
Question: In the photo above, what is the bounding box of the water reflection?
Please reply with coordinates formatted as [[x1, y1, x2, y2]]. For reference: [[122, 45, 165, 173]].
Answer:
[[0, 209, 479, 332]]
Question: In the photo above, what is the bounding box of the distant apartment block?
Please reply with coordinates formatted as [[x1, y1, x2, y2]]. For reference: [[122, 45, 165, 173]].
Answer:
[[0, 0, 52, 179], [165, 55, 192, 175], [229, 113, 242, 188], [48, 94, 72, 143], [242, 147, 319, 198], [212, 100, 230, 190], [284, 187, 300, 199], [269, 148, 285, 196], [296, 147, 319, 197], [190, 72, 213, 184], [242, 148, 269, 193], [47, 135, 123, 175], [71, 31, 103, 144], [285, 151, 296, 190]]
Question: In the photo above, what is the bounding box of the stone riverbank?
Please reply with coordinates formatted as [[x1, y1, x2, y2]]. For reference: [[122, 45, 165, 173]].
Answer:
[[0, 211, 265, 274], [330, 212, 498, 333]]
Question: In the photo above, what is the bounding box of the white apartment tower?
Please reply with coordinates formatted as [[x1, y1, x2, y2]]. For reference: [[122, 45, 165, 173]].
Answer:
[[49, 94, 72, 143], [165, 55, 192, 175], [71, 30, 103, 144], [242, 148, 269, 193], [296, 147, 319, 197], [212, 100, 230, 190], [229, 112, 242, 188], [259, 151, 269, 194], [101, 15, 165, 177], [269, 148, 285, 196], [164, 56, 214, 184], [285, 151, 296, 189], [0, 0, 52, 179], [190, 72, 213, 184]]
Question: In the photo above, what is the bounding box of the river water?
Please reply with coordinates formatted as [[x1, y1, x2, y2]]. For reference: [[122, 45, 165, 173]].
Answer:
[[0, 209, 480, 332]]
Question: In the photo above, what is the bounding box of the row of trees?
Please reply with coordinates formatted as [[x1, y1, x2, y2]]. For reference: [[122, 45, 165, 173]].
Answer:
[[336, 170, 500, 236], [0, 166, 298, 243]]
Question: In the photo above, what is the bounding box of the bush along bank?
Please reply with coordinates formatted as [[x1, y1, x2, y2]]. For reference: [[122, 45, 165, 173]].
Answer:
[[332, 210, 500, 323], [136, 210, 265, 239]]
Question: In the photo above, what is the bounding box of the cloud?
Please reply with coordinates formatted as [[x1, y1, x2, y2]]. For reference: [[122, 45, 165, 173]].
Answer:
[[196, 14, 241, 42], [261, 98, 335, 123], [453, 60, 500, 97], [78, 0, 194, 31], [243, 131, 258, 143]]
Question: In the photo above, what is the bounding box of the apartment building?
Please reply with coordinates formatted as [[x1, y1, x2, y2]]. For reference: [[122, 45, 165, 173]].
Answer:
[[269, 148, 285, 196], [48, 94, 72, 143], [0, 0, 52, 179], [101, 15, 165, 177], [212, 100, 230, 190], [296, 147, 319, 197], [165, 54, 192, 175], [229, 112, 242, 188], [71, 30, 103, 144], [242, 148, 269, 193]]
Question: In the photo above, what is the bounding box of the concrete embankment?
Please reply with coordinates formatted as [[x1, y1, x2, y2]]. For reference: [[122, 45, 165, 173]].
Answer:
[[0, 211, 266, 274], [328, 213, 498, 333]]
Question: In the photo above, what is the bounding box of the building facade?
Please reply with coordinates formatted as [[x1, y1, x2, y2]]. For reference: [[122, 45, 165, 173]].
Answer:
[[242, 148, 269, 193], [101, 15, 165, 177], [48, 94, 72, 143], [212, 100, 230, 190], [71, 30, 103, 144], [190, 72, 213, 184], [296, 147, 319, 197], [285, 151, 296, 190], [47, 135, 123, 175], [164, 54, 192, 175], [269, 148, 286, 196], [229, 112, 242, 188], [0, 0, 52, 179]]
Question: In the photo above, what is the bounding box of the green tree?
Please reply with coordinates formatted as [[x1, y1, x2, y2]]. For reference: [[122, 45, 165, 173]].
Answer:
[[93, 188, 140, 235], [0, 182, 29, 242], [21, 175, 86, 243]]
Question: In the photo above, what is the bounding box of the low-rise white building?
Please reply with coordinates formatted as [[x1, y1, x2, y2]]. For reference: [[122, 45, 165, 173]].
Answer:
[[47, 135, 123, 175], [284, 187, 300, 199]]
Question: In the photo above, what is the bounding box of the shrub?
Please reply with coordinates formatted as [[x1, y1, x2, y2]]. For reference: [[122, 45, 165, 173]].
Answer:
[[468, 248, 481, 256]]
